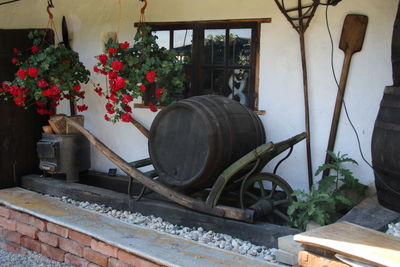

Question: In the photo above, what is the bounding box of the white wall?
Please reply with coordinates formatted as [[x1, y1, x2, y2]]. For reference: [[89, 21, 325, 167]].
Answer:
[[0, 0, 398, 190]]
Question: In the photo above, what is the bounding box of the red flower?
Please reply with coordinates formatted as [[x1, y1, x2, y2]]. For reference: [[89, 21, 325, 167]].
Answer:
[[50, 101, 59, 107], [111, 60, 124, 71], [122, 94, 133, 104], [148, 102, 157, 112], [104, 114, 110, 121], [121, 112, 132, 122], [73, 84, 81, 92], [110, 76, 126, 92], [27, 67, 39, 78], [99, 54, 108, 65], [93, 66, 100, 73], [13, 48, 19, 54], [9, 85, 22, 96], [42, 85, 60, 97], [37, 108, 49, 115], [35, 100, 46, 107], [13, 96, 25, 106], [77, 91, 85, 99], [108, 71, 118, 79], [108, 47, 119, 55], [11, 58, 18, 64], [146, 71, 156, 83], [31, 46, 40, 54], [109, 93, 118, 102], [77, 105, 88, 112], [17, 69, 26, 80], [155, 88, 164, 99], [94, 87, 102, 96], [37, 79, 48, 88], [123, 104, 132, 113], [119, 41, 129, 49], [139, 84, 146, 92], [106, 103, 115, 114]]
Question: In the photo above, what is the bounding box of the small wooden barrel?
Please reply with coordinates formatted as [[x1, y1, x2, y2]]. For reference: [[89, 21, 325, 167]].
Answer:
[[371, 86, 400, 211], [149, 95, 266, 190], [392, 1, 400, 86]]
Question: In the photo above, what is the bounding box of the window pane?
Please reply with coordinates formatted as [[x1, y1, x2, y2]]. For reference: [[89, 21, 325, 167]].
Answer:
[[229, 29, 252, 66], [204, 29, 225, 65], [226, 68, 250, 106], [173, 30, 193, 63], [202, 68, 225, 95], [153, 30, 170, 49]]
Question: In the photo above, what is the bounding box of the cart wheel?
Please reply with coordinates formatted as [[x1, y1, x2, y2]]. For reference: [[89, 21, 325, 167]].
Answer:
[[239, 172, 294, 222]]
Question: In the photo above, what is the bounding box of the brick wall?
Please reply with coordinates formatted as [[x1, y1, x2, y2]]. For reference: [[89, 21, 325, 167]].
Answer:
[[0, 205, 161, 267]]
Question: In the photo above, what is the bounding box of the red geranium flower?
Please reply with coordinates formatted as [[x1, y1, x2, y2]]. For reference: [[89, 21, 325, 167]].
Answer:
[[122, 94, 133, 104], [77, 105, 88, 112], [37, 108, 49, 115], [108, 71, 118, 79], [27, 67, 39, 78], [148, 102, 157, 112], [155, 88, 164, 99], [35, 100, 46, 107], [31, 46, 40, 54], [119, 41, 129, 49], [146, 71, 156, 83], [123, 104, 132, 113], [13, 48, 19, 54], [110, 76, 126, 92], [121, 112, 132, 122], [104, 114, 110, 121], [11, 58, 18, 64], [37, 79, 48, 88], [13, 96, 25, 106], [106, 103, 115, 114], [77, 91, 85, 99], [94, 87, 102, 96], [99, 54, 108, 65], [73, 84, 81, 92], [17, 69, 26, 80], [9, 85, 22, 96], [139, 84, 146, 91], [108, 47, 119, 55], [93, 66, 100, 73], [111, 60, 124, 71]]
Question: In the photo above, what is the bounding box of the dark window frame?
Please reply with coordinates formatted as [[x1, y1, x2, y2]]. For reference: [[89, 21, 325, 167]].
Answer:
[[134, 18, 270, 111]]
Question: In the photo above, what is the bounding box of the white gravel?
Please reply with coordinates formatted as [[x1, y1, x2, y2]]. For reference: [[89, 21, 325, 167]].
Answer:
[[0, 247, 72, 267], [46, 195, 279, 263], [386, 222, 400, 238]]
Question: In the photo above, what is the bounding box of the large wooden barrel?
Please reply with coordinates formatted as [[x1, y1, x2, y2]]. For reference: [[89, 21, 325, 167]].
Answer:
[[393, 0, 400, 86], [149, 95, 266, 190], [371, 86, 400, 212]]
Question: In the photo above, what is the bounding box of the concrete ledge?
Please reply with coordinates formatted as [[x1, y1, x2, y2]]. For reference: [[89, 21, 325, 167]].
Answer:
[[0, 187, 278, 267]]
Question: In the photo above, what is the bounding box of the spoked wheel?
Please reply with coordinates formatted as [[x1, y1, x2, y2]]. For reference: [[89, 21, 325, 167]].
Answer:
[[239, 172, 294, 222]]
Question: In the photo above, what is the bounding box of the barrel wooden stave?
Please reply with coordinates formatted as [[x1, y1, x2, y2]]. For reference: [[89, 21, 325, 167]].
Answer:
[[149, 95, 265, 191]]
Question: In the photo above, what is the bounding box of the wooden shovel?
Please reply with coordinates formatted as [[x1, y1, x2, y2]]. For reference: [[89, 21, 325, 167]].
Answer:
[[323, 14, 368, 176]]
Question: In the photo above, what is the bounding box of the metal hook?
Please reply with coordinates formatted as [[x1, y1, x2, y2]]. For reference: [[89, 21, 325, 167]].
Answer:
[[47, 0, 54, 19], [47, 0, 54, 7]]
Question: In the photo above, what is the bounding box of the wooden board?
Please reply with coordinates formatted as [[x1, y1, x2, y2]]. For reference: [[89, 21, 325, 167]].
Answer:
[[294, 222, 400, 266]]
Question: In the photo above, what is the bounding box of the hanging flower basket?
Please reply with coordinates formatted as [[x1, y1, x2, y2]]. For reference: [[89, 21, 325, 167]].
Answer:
[[93, 26, 185, 123], [0, 30, 91, 115]]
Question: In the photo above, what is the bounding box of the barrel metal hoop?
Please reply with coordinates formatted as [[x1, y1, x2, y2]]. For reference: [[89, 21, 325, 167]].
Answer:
[[374, 121, 400, 132]]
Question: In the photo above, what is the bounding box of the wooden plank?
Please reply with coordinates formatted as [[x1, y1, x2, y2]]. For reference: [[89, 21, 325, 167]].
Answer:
[[134, 18, 271, 28], [294, 222, 400, 267]]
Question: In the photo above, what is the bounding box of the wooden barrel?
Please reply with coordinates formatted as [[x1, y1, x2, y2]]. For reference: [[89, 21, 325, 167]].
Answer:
[[149, 95, 266, 190], [371, 86, 400, 212], [393, 1, 400, 86]]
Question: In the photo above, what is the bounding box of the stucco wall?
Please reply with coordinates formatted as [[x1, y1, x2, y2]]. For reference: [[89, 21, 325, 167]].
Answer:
[[0, 0, 398, 190]]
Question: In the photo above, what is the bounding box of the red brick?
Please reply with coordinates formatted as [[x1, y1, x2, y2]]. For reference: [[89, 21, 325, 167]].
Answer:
[[84, 247, 109, 267], [65, 253, 90, 267], [41, 243, 66, 262], [47, 222, 68, 238], [28, 216, 46, 231], [69, 229, 92, 246], [117, 250, 138, 265], [4, 229, 22, 244], [0, 206, 10, 218], [0, 240, 25, 255], [59, 237, 84, 257], [21, 236, 41, 253], [108, 257, 133, 267], [9, 210, 30, 224], [16, 222, 38, 239], [91, 239, 118, 257], [0, 217, 16, 231], [38, 231, 59, 247]]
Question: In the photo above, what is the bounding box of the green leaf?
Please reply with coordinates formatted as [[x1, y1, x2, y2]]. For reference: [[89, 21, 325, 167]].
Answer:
[[318, 176, 336, 192]]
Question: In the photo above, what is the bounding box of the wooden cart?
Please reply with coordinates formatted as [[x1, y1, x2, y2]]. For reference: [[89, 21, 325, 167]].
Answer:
[[66, 118, 305, 223]]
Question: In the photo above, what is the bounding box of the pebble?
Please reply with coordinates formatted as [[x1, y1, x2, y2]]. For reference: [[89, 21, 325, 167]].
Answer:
[[46, 194, 278, 262], [386, 222, 400, 237], [0, 247, 73, 267]]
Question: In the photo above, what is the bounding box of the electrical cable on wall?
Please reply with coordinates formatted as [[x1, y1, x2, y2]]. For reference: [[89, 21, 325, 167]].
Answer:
[[324, 4, 400, 196]]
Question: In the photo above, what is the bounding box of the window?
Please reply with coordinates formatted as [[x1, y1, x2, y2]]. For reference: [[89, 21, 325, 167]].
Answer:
[[135, 19, 270, 111]]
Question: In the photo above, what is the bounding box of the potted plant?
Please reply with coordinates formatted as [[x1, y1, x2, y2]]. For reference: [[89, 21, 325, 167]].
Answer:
[[1, 29, 90, 116], [92, 26, 185, 123]]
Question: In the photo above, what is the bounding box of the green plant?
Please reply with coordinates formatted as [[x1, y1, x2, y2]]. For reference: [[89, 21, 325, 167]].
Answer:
[[1, 30, 90, 115], [288, 151, 366, 231], [93, 26, 185, 122]]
